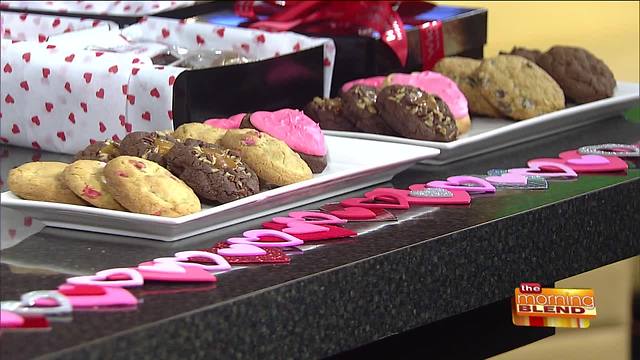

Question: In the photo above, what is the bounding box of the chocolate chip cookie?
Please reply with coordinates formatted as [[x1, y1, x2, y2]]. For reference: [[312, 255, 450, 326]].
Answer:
[[165, 139, 260, 204], [74, 140, 121, 162], [475, 55, 565, 120], [104, 156, 201, 217], [172, 123, 227, 144], [376, 85, 458, 142], [8, 162, 88, 205], [536, 46, 616, 103], [499, 47, 543, 63], [303, 97, 359, 132], [341, 85, 398, 135], [433, 57, 503, 118], [220, 129, 312, 186], [119, 131, 178, 167], [63, 160, 126, 210]]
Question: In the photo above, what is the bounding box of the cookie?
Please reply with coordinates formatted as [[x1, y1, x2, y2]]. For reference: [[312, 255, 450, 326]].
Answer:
[[104, 156, 201, 217], [341, 76, 387, 93], [172, 123, 227, 144], [304, 97, 359, 132], [433, 57, 503, 117], [8, 162, 88, 205], [536, 46, 616, 104], [119, 131, 178, 167], [240, 109, 328, 174], [63, 160, 126, 210], [220, 129, 312, 186], [499, 47, 543, 63], [376, 85, 458, 142], [386, 72, 471, 135], [475, 55, 565, 120], [74, 140, 121, 162], [165, 139, 260, 204], [341, 85, 398, 135]]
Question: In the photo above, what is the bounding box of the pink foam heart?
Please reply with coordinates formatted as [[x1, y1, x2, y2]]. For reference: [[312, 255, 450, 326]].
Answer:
[[135, 263, 216, 283], [485, 173, 528, 185], [377, 186, 471, 205], [280, 220, 329, 234], [154, 251, 231, 272], [273, 211, 346, 225], [34, 285, 138, 308], [426, 176, 496, 193], [509, 161, 578, 178], [66, 268, 144, 288], [566, 155, 609, 165], [227, 229, 304, 248], [217, 244, 267, 256], [0, 310, 24, 328], [554, 150, 628, 173]]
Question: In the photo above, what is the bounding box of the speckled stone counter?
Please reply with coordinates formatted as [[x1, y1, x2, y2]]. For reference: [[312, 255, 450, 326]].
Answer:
[[1, 114, 639, 359]]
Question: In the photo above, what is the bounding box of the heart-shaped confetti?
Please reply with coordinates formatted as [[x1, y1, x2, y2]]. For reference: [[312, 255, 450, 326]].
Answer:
[[135, 263, 216, 283], [205, 243, 290, 264], [261, 222, 357, 241], [509, 161, 578, 178], [272, 211, 347, 225], [153, 251, 231, 272], [227, 229, 304, 248], [426, 176, 495, 194], [67, 268, 144, 288]]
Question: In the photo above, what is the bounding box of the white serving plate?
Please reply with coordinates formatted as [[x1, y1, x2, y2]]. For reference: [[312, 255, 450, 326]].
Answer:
[[325, 81, 640, 164], [0, 136, 439, 241]]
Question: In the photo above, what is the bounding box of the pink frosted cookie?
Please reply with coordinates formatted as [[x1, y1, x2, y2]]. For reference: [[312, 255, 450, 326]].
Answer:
[[242, 109, 327, 173], [204, 113, 246, 129], [386, 72, 471, 134], [341, 76, 387, 93]]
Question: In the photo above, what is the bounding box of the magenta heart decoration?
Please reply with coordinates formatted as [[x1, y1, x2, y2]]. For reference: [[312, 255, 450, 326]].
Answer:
[[227, 229, 304, 248], [153, 251, 231, 272], [426, 176, 496, 193], [368, 187, 471, 205], [556, 150, 628, 173], [485, 173, 528, 185], [0, 310, 24, 328], [509, 161, 578, 178], [67, 268, 144, 288], [217, 243, 267, 256], [272, 211, 347, 225], [280, 220, 330, 235], [35, 285, 138, 309], [135, 262, 216, 283]]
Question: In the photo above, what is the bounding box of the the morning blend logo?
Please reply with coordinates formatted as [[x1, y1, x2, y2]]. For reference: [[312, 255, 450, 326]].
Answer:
[[512, 282, 596, 328]]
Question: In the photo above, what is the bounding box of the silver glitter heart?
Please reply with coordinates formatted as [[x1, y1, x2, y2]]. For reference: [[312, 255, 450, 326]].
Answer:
[[478, 173, 548, 190], [578, 143, 640, 157], [410, 188, 454, 198], [487, 169, 509, 176]]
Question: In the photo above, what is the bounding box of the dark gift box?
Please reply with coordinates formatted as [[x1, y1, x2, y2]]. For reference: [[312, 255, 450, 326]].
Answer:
[[199, 2, 487, 96]]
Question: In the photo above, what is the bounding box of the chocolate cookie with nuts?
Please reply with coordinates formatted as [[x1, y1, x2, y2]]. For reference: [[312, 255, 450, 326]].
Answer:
[[165, 139, 260, 204], [376, 85, 458, 142], [119, 131, 178, 167], [340, 85, 398, 135], [304, 97, 359, 132]]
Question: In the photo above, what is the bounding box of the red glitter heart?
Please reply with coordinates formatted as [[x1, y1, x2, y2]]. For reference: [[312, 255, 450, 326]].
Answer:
[[204, 243, 290, 264]]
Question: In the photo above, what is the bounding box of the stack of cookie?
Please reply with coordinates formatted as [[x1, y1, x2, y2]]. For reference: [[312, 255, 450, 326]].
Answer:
[[434, 45, 616, 120], [305, 71, 470, 142], [8, 112, 330, 217]]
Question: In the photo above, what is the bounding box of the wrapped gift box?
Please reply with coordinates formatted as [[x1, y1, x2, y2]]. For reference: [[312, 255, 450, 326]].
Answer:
[[0, 16, 335, 154], [200, 2, 487, 95]]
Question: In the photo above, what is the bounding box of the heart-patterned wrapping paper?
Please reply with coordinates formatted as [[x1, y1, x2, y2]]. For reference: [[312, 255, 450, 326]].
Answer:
[[0, 16, 336, 154], [1, 11, 118, 42], [0, 1, 195, 17]]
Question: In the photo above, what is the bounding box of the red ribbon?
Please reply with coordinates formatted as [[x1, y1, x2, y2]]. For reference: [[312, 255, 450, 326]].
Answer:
[[234, 1, 440, 67]]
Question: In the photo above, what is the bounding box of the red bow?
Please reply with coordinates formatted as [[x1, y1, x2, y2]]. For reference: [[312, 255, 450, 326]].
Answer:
[[235, 1, 437, 67]]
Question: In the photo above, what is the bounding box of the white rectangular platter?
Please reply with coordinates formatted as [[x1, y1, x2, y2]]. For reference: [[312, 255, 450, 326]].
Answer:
[[0, 136, 439, 241], [325, 81, 640, 165]]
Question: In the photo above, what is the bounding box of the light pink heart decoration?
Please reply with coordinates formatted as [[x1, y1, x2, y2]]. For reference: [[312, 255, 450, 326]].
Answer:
[[557, 150, 628, 173], [227, 229, 304, 248], [0, 310, 24, 328], [154, 251, 231, 272], [35, 285, 138, 308], [273, 211, 347, 225], [509, 161, 578, 178], [66, 268, 144, 288], [426, 176, 496, 193], [485, 173, 528, 185], [217, 244, 267, 256], [135, 262, 216, 283], [566, 155, 609, 165], [280, 220, 329, 234]]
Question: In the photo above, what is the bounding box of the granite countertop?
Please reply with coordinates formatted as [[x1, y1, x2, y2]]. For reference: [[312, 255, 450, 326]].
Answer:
[[1, 114, 639, 359]]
